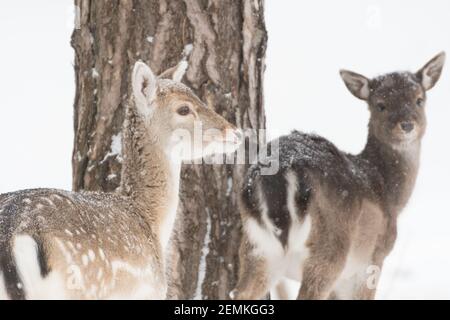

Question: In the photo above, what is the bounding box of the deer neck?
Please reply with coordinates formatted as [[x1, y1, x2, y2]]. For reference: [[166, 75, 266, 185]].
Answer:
[[360, 132, 421, 215], [120, 107, 182, 251]]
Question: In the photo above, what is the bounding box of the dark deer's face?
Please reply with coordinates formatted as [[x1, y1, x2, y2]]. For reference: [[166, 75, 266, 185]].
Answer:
[[340, 52, 445, 149], [368, 72, 427, 147]]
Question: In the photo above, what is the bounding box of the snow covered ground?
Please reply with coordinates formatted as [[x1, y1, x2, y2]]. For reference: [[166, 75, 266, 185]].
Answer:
[[0, 0, 449, 299]]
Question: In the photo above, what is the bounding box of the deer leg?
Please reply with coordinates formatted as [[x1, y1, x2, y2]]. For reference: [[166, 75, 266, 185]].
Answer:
[[230, 236, 272, 300], [273, 278, 298, 300], [354, 284, 378, 300], [353, 221, 395, 300], [327, 291, 339, 300], [297, 233, 350, 300], [352, 260, 384, 300], [351, 275, 378, 300]]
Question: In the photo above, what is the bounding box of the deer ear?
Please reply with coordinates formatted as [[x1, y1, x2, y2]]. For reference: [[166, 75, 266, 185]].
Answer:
[[340, 70, 370, 100], [132, 61, 157, 117], [158, 61, 188, 82], [417, 52, 446, 90]]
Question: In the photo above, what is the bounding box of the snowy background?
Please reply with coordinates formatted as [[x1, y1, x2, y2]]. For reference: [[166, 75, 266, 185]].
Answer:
[[0, 0, 449, 299]]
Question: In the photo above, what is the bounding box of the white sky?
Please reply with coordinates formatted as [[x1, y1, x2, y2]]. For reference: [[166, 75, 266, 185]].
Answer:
[[0, 0, 449, 299], [0, 0, 74, 192]]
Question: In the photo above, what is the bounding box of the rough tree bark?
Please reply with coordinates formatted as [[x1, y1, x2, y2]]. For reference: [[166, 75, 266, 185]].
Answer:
[[71, 0, 266, 299]]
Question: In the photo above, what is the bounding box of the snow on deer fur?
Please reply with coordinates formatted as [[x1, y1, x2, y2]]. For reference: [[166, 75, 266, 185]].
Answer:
[[232, 52, 445, 300], [0, 61, 241, 300]]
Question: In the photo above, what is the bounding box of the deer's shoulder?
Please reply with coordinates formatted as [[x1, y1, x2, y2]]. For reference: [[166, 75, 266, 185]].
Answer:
[[275, 131, 348, 170]]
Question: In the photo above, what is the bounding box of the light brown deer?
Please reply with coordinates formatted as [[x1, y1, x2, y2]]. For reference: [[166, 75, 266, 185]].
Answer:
[[231, 52, 445, 300], [0, 61, 241, 300]]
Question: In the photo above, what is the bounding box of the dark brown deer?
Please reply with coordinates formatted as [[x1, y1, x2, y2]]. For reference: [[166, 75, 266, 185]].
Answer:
[[0, 61, 241, 300], [231, 52, 445, 300]]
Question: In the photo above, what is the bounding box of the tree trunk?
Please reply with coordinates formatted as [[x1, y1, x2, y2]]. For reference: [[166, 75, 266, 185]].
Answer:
[[71, 0, 267, 299]]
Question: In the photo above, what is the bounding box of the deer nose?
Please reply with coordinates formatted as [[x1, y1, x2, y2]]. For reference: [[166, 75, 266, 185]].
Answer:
[[400, 122, 414, 133]]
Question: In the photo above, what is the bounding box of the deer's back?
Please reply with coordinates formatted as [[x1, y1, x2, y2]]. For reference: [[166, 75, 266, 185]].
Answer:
[[279, 131, 377, 188], [1, 188, 144, 237], [246, 130, 378, 202], [0, 188, 163, 299]]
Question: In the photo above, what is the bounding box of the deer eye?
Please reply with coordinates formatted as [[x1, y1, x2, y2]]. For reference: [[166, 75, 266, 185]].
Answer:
[[177, 106, 191, 116], [376, 103, 386, 112], [416, 98, 424, 108]]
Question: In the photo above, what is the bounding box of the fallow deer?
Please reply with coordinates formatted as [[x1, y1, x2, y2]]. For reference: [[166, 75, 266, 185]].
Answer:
[[0, 61, 241, 299], [231, 52, 445, 300]]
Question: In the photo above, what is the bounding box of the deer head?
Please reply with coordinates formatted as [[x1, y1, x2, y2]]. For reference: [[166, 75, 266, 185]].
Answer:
[[340, 52, 445, 150], [132, 61, 242, 161]]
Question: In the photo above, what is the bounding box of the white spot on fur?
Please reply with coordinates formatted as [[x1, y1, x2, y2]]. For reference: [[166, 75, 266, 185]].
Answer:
[[81, 254, 89, 266], [55, 238, 74, 265], [111, 260, 150, 278], [88, 250, 96, 262], [99, 248, 106, 261], [66, 241, 76, 253], [51, 194, 63, 201], [41, 198, 55, 207]]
